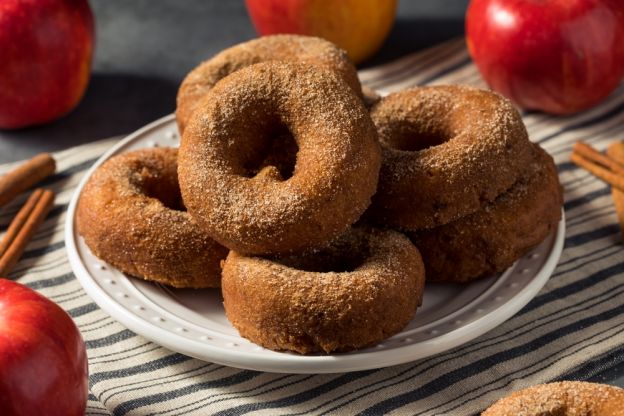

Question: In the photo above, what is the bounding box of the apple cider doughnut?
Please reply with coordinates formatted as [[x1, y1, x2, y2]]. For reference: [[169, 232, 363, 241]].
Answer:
[[176, 34, 362, 133], [221, 227, 426, 354], [482, 381, 624, 416], [179, 62, 381, 255], [76, 148, 228, 288], [367, 85, 535, 230], [409, 145, 562, 283]]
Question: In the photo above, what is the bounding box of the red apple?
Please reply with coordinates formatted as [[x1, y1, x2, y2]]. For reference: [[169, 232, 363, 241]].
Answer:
[[0, 0, 94, 129], [466, 0, 624, 114], [0, 279, 88, 416], [245, 0, 397, 64]]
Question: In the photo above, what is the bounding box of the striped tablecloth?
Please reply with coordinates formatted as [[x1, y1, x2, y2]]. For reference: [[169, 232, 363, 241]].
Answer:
[[2, 38, 624, 415]]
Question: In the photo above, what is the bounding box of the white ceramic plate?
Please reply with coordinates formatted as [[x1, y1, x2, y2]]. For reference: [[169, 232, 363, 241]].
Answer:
[[66, 114, 565, 374]]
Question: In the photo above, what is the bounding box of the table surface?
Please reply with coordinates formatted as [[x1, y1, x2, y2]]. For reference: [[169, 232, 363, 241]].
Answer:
[[1, 0, 622, 388]]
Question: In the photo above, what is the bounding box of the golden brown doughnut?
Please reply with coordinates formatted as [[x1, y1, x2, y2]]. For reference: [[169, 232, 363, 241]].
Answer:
[[482, 381, 624, 416], [176, 34, 362, 133], [221, 227, 426, 354], [408, 144, 562, 283], [367, 85, 536, 230], [76, 148, 228, 288], [179, 62, 381, 255]]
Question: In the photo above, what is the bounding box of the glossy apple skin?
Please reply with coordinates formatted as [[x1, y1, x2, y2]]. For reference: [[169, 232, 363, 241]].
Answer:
[[0, 0, 94, 129], [0, 279, 88, 416], [466, 0, 624, 114], [245, 0, 397, 64]]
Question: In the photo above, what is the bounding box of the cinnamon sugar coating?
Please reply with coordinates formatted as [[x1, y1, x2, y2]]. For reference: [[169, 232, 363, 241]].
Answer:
[[367, 85, 535, 230], [179, 62, 381, 255], [409, 144, 562, 283], [482, 381, 624, 416], [176, 34, 362, 133], [221, 227, 425, 354], [76, 148, 228, 288]]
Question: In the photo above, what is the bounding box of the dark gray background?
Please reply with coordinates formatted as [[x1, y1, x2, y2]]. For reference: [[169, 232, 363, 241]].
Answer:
[[1, 0, 623, 386], [0, 0, 468, 161]]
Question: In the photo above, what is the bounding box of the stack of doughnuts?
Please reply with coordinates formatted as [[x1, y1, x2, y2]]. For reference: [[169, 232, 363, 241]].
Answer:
[[76, 34, 562, 354], [176, 41, 426, 353], [366, 86, 563, 283]]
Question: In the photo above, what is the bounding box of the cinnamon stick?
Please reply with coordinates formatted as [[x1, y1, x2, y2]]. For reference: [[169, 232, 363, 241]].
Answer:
[[0, 189, 55, 276], [572, 142, 624, 175], [606, 141, 624, 165], [0, 189, 43, 257], [573, 141, 624, 174], [570, 152, 624, 192], [606, 142, 624, 240], [0, 153, 56, 207]]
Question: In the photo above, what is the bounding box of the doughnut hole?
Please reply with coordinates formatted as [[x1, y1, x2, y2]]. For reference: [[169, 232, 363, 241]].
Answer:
[[243, 127, 299, 180], [273, 230, 371, 273], [379, 118, 454, 152], [133, 163, 186, 212], [216, 108, 300, 181]]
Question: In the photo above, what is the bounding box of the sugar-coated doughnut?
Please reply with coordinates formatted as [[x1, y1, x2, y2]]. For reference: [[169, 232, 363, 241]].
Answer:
[[409, 144, 562, 283], [221, 227, 426, 354], [367, 85, 536, 230], [76, 148, 228, 288], [179, 62, 381, 255], [176, 34, 362, 133], [482, 381, 624, 416]]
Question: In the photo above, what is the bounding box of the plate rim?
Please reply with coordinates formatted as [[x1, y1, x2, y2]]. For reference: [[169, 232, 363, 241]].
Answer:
[[65, 114, 565, 374]]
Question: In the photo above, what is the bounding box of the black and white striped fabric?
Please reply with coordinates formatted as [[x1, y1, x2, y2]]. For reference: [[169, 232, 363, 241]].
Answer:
[[2, 38, 623, 415]]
